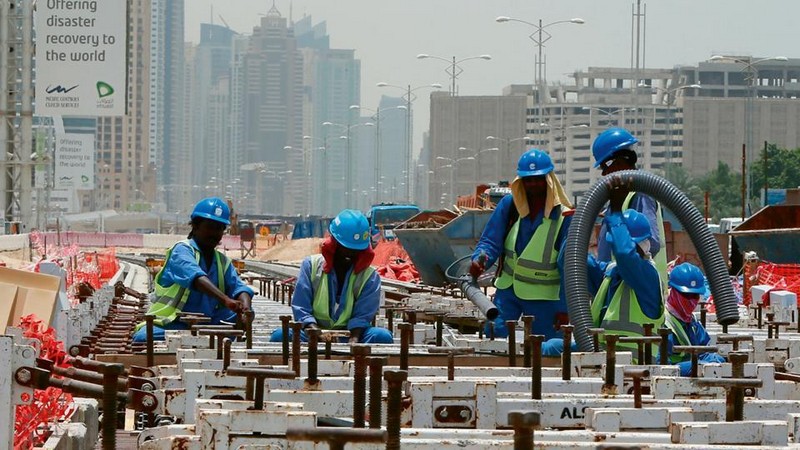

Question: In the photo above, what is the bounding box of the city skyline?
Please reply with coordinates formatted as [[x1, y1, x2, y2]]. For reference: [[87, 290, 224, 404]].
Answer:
[[186, 0, 800, 154]]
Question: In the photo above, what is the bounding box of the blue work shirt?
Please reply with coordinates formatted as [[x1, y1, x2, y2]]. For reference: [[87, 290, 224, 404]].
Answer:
[[159, 239, 254, 319], [291, 256, 382, 331], [472, 195, 572, 332], [597, 193, 661, 263], [588, 212, 662, 320], [662, 314, 726, 375]]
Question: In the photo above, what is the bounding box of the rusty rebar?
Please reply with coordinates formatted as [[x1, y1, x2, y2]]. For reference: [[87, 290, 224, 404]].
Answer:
[[226, 367, 297, 410], [286, 427, 387, 450], [508, 410, 539, 450], [384, 370, 408, 450], [352, 344, 372, 428], [624, 368, 649, 409], [658, 327, 671, 365], [222, 338, 232, 372], [306, 328, 320, 385], [643, 323, 654, 365], [507, 320, 517, 367], [530, 335, 544, 400], [398, 322, 412, 371], [100, 363, 124, 450], [561, 325, 573, 381], [604, 335, 618, 392], [291, 322, 302, 376], [699, 302, 707, 328], [521, 316, 534, 367], [280, 315, 291, 365], [145, 315, 154, 368], [368, 356, 387, 429]]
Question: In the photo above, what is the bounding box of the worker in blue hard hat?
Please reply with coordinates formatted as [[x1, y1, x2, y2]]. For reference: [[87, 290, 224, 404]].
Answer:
[[132, 197, 254, 343], [470, 149, 574, 340], [661, 262, 725, 375], [592, 127, 668, 287], [585, 174, 665, 361], [270, 209, 393, 344]]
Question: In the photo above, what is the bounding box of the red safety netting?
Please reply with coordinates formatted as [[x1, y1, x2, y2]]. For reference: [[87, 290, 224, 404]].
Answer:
[[744, 261, 800, 307], [14, 315, 74, 449], [28, 231, 119, 305], [373, 239, 420, 282]]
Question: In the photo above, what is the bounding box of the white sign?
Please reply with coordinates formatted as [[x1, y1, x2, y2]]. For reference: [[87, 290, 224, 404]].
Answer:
[[35, 0, 127, 116], [55, 134, 94, 190]]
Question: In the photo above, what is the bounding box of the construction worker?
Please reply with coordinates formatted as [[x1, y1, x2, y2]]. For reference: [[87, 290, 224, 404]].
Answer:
[[132, 197, 254, 343], [470, 149, 573, 340], [662, 262, 725, 375], [592, 127, 668, 283], [588, 174, 665, 360], [269, 209, 393, 344]]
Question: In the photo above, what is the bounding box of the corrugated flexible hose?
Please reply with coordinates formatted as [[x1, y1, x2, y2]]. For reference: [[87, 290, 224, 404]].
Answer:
[[565, 170, 740, 352]]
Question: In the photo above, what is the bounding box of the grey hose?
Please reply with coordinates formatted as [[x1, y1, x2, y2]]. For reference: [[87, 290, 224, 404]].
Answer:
[[565, 170, 740, 352]]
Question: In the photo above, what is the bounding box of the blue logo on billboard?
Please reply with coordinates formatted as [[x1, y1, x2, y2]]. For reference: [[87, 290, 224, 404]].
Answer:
[[46, 84, 78, 94]]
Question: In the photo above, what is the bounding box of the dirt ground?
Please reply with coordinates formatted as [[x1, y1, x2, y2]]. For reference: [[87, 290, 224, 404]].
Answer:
[[255, 238, 322, 263]]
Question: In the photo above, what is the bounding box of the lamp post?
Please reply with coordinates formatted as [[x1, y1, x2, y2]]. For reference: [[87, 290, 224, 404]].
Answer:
[[377, 82, 443, 203], [436, 155, 475, 202], [709, 55, 788, 210], [485, 136, 530, 181], [350, 104, 409, 205], [638, 83, 702, 167], [302, 135, 329, 214], [496, 15, 585, 127], [323, 120, 374, 208], [416, 54, 492, 97]]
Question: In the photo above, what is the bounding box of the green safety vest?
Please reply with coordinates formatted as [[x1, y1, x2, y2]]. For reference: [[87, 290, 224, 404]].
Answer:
[[590, 265, 665, 362], [622, 192, 668, 294], [310, 254, 376, 329], [134, 239, 229, 332], [495, 207, 564, 301], [665, 313, 693, 364]]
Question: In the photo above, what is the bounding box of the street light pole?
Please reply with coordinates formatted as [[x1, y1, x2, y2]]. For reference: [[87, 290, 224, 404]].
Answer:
[[710, 55, 788, 209], [496, 16, 585, 133]]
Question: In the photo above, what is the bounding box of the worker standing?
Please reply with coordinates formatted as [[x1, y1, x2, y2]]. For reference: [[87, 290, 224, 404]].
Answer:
[[132, 197, 254, 342], [469, 149, 573, 339], [588, 175, 665, 360], [592, 127, 668, 283], [269, 209, 393, 344], [662, 262, 726, 375]]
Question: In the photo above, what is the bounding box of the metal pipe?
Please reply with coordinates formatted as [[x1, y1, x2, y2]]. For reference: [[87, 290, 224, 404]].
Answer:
[[455, 278, 499, 321], [565, 171, 740, 351]]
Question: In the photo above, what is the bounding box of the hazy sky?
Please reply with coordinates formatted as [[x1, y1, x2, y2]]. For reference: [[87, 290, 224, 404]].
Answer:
[[186, 1, 799, 152]]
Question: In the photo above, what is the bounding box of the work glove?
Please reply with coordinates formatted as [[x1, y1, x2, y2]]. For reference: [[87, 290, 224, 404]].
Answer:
[[469, 252, 487, 279]]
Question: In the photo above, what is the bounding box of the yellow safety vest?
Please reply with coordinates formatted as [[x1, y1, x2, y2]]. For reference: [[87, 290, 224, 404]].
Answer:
[[495, 208, 564, 300]]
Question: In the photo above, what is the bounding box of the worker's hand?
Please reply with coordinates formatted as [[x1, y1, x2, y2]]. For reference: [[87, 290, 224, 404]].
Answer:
[[606, 174, 633, 212], [222, 297, 244, 314], [240, 308, 255, 325], [305, 323, 320, 332], [469, 252, 487, 279], [348, 335, 360, 345]]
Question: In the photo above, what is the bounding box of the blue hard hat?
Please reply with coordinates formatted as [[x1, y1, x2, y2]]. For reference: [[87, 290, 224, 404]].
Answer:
[[669, 263, 706, 294], [606, 209, 651, 244], [329, 209, 370, 250], [592, 127, 639, 168], [191, 197, 231, 225], [517, 149, 554, 177]]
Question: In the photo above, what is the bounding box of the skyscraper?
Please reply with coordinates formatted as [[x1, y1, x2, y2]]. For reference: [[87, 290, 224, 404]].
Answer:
[[239, 5, 304, 215], [296, 15, 360, 215]]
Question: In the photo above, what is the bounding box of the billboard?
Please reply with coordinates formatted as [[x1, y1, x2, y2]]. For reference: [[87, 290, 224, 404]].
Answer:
[[55, 134, 94, 190], [35, 0, 127, 116]]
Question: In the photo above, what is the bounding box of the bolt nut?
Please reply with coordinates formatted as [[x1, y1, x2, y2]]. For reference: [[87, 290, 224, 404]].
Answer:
[[440, 409, 449, 418], [141, 382, 154, 392], [460, 409, 470, 419], [16, 368, 32, 384], [140, 395, 155, 408]]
